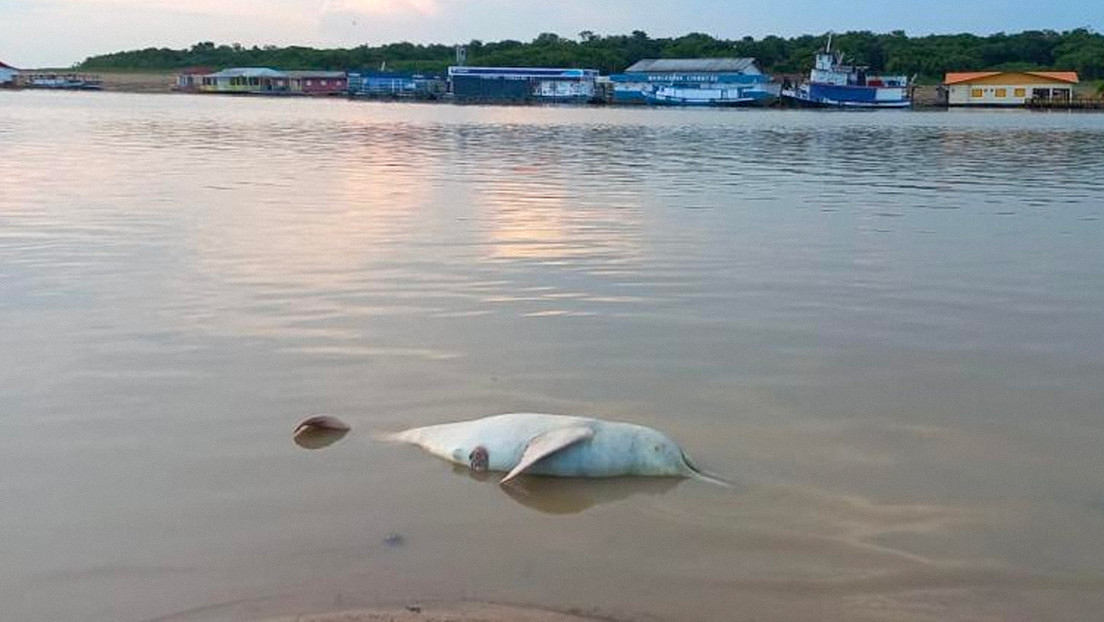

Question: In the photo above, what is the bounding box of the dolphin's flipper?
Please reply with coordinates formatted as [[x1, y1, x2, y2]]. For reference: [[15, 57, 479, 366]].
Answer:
[[501, 426, 595, 484]]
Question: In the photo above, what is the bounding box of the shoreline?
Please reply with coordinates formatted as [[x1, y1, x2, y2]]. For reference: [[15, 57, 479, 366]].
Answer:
[[11, 72, 1100, 111], [263, 602, 622, 622], [55, 73, 956, 109]]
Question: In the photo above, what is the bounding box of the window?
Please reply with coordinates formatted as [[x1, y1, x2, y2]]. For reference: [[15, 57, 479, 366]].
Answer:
[[995, 88, 1007, 98], [971, 88, 983, 98], [1014, 88, 1026, 98]]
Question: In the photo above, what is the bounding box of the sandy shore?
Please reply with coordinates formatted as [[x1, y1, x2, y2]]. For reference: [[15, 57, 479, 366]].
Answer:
[[264, 602, 621, 622], [96, 71, 176, 93]]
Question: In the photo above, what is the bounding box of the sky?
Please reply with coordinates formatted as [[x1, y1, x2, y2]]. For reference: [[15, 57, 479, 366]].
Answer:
[[1, 0, 1102, 68]]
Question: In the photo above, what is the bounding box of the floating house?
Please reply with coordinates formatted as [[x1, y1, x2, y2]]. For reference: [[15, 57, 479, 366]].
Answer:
[[174, 67, 214, 91], [609, 58, 778, 106], [193, 68, 346, 95], [448, 66, 599, 103], [944, 71, 1079, 106], [284, 71, 347, 95], [199, 67, 286, 93], [348, 72, 446, 99], [0, 60, 19, 87]]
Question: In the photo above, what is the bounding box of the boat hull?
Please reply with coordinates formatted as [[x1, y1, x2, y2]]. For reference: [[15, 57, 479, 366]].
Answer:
[[643, 94, 768, 107], [642, 84, 778, 108], [782, 83, 911, 109]]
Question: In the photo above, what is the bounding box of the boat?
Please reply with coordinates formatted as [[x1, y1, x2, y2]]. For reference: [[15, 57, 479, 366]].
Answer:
[[642, 83, 779, 107], [23, 73, 103, 90], [782, 36, 910, 108]]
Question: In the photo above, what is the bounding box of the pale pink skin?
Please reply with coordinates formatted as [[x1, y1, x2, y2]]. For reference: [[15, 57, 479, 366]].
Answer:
[[385, 413, 697, 480]]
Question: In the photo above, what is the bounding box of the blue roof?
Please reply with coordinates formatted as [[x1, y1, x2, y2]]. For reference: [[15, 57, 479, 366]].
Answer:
[[624, 58, 761, 75]]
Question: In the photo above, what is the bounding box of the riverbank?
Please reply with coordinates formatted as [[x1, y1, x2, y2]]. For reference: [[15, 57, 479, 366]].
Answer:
[[265, 602, 616, 622], [96, 70, 175, 93]]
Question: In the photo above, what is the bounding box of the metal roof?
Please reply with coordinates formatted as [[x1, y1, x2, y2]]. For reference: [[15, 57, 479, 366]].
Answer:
[[0, 60, 20, 71], [282, 71, 346, 78], [944, 71, 1079, 85], [207, 67, 286, 78], [448, 66, 598, 78], [624, 58, 760, 74]]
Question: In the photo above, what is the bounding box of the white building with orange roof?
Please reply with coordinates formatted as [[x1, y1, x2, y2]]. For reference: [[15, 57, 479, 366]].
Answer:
[[944, 71, 1079, 106]]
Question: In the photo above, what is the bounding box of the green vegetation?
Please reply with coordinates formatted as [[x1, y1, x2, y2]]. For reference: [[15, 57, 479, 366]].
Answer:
[[78, 29, 1104, 81]]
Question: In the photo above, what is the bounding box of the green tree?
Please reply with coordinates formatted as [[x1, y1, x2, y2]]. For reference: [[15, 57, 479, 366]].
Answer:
[[77, 29, 1104, 81]]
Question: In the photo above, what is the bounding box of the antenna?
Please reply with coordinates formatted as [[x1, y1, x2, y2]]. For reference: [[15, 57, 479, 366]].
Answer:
[[826, 33, 833, 53]]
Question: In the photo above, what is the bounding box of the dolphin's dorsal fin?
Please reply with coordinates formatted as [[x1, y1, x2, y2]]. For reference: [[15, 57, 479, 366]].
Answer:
[[501, 426, 595, 484]]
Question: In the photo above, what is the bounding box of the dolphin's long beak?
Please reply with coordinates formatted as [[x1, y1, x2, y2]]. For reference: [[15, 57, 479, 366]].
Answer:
[[293, 415, 351, 450]]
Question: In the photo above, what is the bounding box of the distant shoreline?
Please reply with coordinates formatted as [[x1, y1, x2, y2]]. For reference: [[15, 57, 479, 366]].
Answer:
[[15, 71, 948, 108], [11, 71, 1099, 111]]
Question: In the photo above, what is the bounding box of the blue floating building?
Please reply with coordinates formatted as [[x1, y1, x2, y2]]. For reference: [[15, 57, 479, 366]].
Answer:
[[348, 72, 446, 99], [610, 58, 778, 107], [448, 66, 599, 103]]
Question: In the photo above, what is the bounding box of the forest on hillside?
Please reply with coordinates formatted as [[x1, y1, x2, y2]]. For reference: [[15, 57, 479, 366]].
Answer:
[[78, 29, 1104, 81]]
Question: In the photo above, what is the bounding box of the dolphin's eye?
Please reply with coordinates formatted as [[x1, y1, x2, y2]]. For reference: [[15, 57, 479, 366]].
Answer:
[[468, 446, 489, 472]]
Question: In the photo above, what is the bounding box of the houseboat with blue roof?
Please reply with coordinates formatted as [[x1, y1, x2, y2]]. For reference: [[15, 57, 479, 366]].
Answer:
[[448, 66, 599, 103], [348, 71, 445, 99], [611, 58, 778, 107], [782, 36, 911, 108]]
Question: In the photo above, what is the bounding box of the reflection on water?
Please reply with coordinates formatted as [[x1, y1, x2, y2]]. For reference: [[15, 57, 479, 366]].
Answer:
[[1, 92, 1103, 622], [446, 463, 684, 515], [499, 475, 682, 515]]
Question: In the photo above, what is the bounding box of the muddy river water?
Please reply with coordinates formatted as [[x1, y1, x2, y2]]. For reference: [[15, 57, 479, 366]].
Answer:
[[2, 91, 1103, 621]]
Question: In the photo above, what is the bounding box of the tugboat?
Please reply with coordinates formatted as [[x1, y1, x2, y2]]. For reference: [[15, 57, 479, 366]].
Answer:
[[782, 35, 911, 108]]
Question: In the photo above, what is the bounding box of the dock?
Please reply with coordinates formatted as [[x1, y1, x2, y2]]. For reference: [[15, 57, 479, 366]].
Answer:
[[1026, 97, 1104, 110]]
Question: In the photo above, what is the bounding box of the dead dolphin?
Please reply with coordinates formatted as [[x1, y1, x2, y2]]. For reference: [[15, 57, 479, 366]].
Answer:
[[381, 413, 730, 486]]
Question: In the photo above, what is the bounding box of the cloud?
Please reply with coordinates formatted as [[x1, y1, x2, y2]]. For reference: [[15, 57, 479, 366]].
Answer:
[[37, 0, 315, 22], [323, 0, 444, 17]]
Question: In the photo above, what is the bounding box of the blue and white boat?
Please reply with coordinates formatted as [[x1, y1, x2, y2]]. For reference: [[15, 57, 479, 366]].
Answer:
[[782, 36, 910, 108]]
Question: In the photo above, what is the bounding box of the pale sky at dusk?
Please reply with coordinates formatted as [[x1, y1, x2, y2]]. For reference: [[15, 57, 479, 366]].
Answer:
[[1, 0, 1102, 68]]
